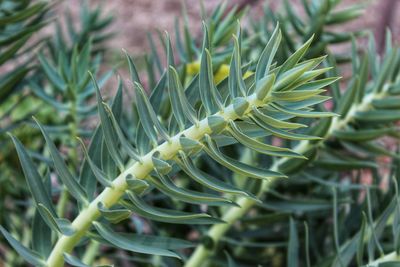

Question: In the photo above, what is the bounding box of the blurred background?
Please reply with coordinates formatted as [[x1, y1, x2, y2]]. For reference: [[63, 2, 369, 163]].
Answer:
[[63, 0, 400, 56]]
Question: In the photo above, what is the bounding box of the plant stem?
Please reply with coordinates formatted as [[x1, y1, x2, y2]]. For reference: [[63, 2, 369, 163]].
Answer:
[[185, 88, 388, 267], [56, 189, 69, 218], [45, 93, 265, 266], [81, 240, 100, 265], [367, 251, 400, 266]]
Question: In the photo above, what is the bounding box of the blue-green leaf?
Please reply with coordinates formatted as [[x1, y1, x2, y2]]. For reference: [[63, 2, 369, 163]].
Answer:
[[177, 151, 256, 199], [8, 133, 57, 215], [93, 222, 181, 258], [228, 35, 246, 98], [37, 204, 75, 236], [123, 192, 224, 224], [98, 203, 131, 224], [288, 218, 299, 267], [35, 119, 88, 204], [63, 253, 90, 267], [125, 174, 150, 195], [228, 120, 304, 158], [38, 53, 66, 91], [92, 74, 125, 171], [251, 115, 321, 141], [78, 137, 113, 188], [168, 66, 198, 129], [0, 225, 46, 266], [278, 35, 314, 75], [32, 210, 51, 257], [255, 24, 281, 82], [103, 103, 142, 163], [204, 135, 285, 179], [148, 174, 236, 206], [133, 81, 170, 143]]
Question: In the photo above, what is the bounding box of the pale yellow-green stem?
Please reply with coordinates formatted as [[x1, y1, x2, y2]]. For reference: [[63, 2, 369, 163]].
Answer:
[[366, 251, 400, 266], [184, 86, 390, 267], [45, 92, 266, 266]]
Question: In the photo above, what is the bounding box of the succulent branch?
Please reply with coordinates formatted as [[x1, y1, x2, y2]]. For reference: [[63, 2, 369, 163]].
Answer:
[[2, 1, 400, 267], [0, 21, 339, 266]]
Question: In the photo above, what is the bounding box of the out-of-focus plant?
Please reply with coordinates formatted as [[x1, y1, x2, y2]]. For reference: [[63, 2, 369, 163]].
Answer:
[[0, 1, 114, 265], [0, 0, 50, 241], [250, 0, 365, 62]]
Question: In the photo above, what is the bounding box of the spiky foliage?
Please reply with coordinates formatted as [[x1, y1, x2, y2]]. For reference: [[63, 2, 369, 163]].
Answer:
[[2, 1, 400, 267], [185, 32, 400, 267], [1, 18, 339, 266], [251, 0, 365, 62], [0, 0, 50, 241], [0, 1, 114, 265]]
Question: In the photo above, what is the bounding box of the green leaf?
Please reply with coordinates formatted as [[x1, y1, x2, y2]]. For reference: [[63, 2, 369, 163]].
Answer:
[[252, 106, 307, 129], [177, 151, 256, 198], [225, 251, 238, 267], [315, 159, 378, 170], [148, 174, 236, 206], [0, 2, 47, 25], [199, 47, 224, 114], [326, 5, 364, 24], [357, 212, 367, 266], [125, 175, 150, 195], [255, 24, 281, 82], [278, 35, 314, 75], [98, 203, 131, 224], [255, 74, 276, 101], [93, 222, 190, 258], [0, 225, 46, 266], [8, 134, 56, 215], [0, 35, 30, 64], [92, 74, 125, 171], [152, 154, 172, 175], [228, 120, 304, 158], [274, 61, 319, 91], [147, 33, 163, 75], [288, 218, 299, 267], [271, 103, 336, 118], [165, 32, 175, 68], [63, 253, 90, 267], [35, 119, 88, 204], [32, 210, 51, 257], [372, 97, 400, 109], [79, 125, 103, 200], [179, 137, 202, 155], [272, 89, 325, 102], [354, 110, 400, 123], [0, 67, 30, 104], [122, 192, 223, 224], [333, 128, 394, 141], [168, 66, 198, 129], [204, 135, 285, 179], [251, 115, 321, 141], [336, 76, 359, 116], [373, 49, 398, 93], [103, 103, 142, 163], [304, 222, 311, 267], [37, 204, 75, 236], [78, 137, 113, 188], [133, 81, 170, 144], [378, 262, 400, 267], [38, 53, 66, 91], [228, 34, 246, 98], [291, 76, 339, 93]]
